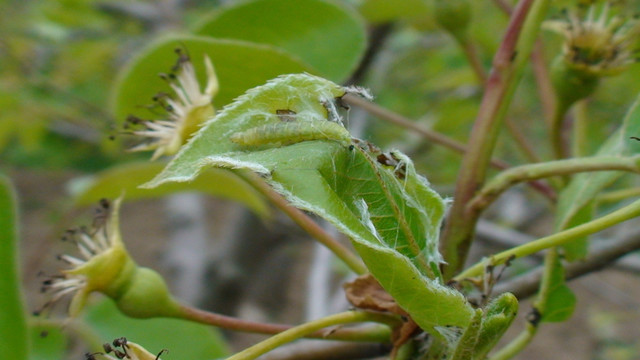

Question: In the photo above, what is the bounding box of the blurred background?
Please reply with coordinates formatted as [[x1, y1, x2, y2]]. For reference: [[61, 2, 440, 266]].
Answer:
[[2, 0, 640, 359]]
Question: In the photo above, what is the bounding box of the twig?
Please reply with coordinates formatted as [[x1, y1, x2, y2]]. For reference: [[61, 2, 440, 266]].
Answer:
[[346, 23, 394, 86], [341, 94, 484, 163], [492, 0, 514, 14], [504, 117, 542, 163], [458, 38, 487, 84], [441, 0, 551, 279], [456, 198, 640, 280], [226, 311, 397, 360], [531, 40, 555, 124], [341, 94, 557, 201], [468, 156, 640, 214], [490, 3, 556, 130], [494, 228, 640, 298], [239, 171, 368, 275], [257, 340, 390, 360], [476, 219, 640, 274], [178, 305, 392, 342]]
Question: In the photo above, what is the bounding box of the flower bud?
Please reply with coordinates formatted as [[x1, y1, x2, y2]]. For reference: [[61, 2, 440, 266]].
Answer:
[[550, 56, 600, 109], [546, 3, 640, 106]]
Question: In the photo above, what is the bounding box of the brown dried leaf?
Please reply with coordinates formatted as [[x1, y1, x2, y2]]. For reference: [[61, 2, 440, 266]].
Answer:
[[343, 274, 407, 316]]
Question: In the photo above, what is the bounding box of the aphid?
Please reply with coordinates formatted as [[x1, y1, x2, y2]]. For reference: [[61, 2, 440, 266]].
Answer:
[[230, 121, 351, 147]]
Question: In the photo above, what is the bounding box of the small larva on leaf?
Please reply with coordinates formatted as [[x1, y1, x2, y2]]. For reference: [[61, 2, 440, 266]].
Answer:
[[230, 121, 351, 147]]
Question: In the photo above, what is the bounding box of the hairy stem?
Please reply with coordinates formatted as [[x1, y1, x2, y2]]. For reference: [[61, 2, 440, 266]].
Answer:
[[225, 311, 395, 360], [468, 156, 640, 213], [239, 171, 368, 275], [455, 198, 640, 280], [440, 0, 551, 279]]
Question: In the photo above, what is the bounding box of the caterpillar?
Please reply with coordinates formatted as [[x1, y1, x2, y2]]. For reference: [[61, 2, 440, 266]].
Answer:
[[230, 121, 351, 147]]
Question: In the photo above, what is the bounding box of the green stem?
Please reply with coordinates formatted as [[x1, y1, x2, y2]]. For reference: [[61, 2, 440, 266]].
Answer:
[[178, 304, 394, 342], [597, 187, 640, 204], [468, 156, 640, 213], [534, 248, 560, 315], [238, 171, 368, 275], [458, 36, 487, 84], [572, 100, 589, 158], [489, 323, 537, 360], [455, 197, 640, 280], [440, 0, 551, 279], [505, 117, 542, 163], [550, 101, 570, 160], [393, 341, 416, 360], [226, 311, 394, 360], [491, 248, 557, 359]]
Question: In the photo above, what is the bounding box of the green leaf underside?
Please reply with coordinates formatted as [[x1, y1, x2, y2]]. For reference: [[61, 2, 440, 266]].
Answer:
[[194, 0, 366, 82], [83, 298, 229, 359], [70, 161, 269, 217], [539, 254, 576, 323], [556, 94, 640, 259], [144, 74, 474, 334], [111, 36, 314, 122], [0, 176, 28, 360]]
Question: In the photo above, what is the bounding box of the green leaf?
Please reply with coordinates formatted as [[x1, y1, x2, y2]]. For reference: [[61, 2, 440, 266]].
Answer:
[[0, 175, 28, 360], [83, 298, 229, 359], [448, 309, 483, 360], [111, 35, 313, 122], [358, 0, 431, 24], [539, 254, 576, 323], [194, 0, 366, 82], [28, 323, 67, 360], [70, 161, 269, 217], [143, 74, 474, 337], [473, 292, 518, 359], [556, 94, 640, 259]]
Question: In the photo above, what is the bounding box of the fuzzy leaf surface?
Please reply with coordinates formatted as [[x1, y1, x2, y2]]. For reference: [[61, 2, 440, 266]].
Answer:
[[144, 74, 474, 334]]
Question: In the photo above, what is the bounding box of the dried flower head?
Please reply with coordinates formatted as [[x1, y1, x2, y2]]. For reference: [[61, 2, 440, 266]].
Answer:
[[546, 3, 640, 76], [86, 337, 165, 360], [37, 198, 181, 319], [127, 49, 219, 160], [38, 198, 135, 317]]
